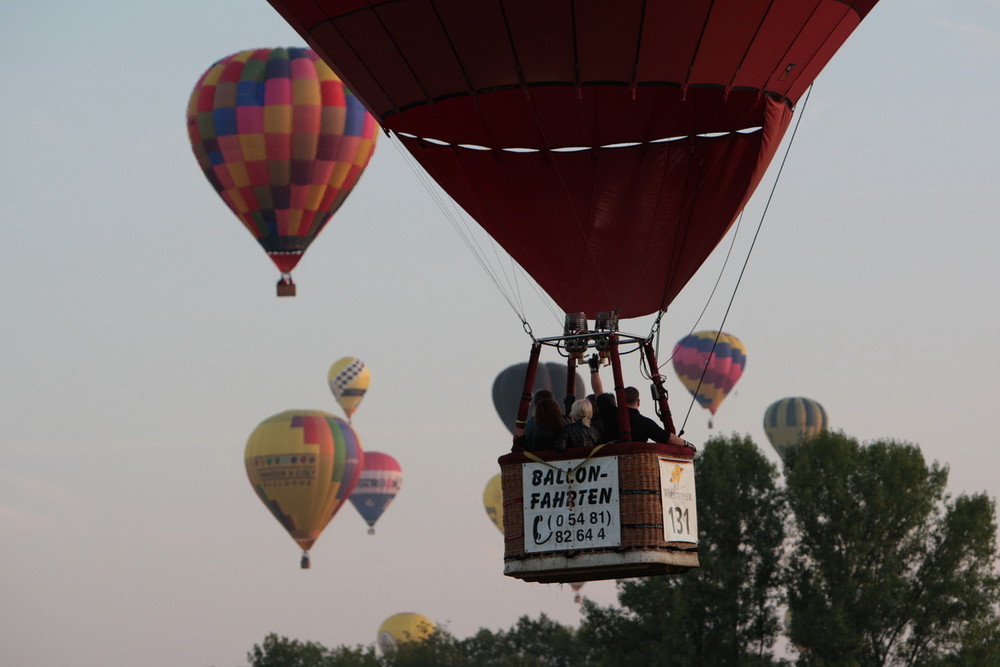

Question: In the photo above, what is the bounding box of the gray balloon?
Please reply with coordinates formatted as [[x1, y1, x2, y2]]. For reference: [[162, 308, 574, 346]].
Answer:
[[491, 362, 586, 435]]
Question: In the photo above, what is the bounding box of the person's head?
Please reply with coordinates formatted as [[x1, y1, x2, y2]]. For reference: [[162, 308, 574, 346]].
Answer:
[[533, 389, 554, 405], [534, 397, 564, 430], [625, 386, 641, 407], [595, 393, 618, 436], [569, 398, 593, 424], [596, 392, 617, 414]]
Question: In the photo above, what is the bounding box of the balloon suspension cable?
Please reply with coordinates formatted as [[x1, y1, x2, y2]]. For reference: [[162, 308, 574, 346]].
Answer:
[[656, 210, 746, 368], [675, 85, 815, 435], [385, 134, 555, 339], [645, 310, 667, 376]]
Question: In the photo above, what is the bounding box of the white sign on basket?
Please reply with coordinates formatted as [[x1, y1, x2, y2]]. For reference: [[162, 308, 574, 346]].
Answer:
[[659, 457, 698, 543], [521, 456, 621, 553]]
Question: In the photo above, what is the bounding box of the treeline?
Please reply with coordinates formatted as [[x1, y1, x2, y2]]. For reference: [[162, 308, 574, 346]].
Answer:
[[249, 432, 1000, 666]]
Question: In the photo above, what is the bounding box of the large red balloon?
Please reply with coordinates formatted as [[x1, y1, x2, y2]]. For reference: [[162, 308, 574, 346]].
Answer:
[[265, 1, 879, 316]]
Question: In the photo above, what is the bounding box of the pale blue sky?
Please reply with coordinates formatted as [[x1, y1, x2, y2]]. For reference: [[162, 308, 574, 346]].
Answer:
[[2, 2, 999, 665]]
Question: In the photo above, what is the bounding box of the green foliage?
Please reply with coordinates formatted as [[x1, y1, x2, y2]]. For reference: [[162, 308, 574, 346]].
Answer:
[[784, 432, 1000, 665], [249, 616, 586, 667], [248, 432, 1000, 666], [580, 434, 786, 666], [248, 633, 379, 666]]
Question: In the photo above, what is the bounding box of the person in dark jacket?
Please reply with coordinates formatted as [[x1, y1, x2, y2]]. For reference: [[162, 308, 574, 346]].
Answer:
[[526, 397, 565, 451], [625, 386, 687, 446], [593, 392, 619, 442], [587, 355, 689, 447], [556, 399, 601, 450], [523, 389, 555, 441]]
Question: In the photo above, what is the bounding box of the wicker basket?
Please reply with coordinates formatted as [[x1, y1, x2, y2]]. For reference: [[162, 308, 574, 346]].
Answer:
[[499, 441, 699, 583]]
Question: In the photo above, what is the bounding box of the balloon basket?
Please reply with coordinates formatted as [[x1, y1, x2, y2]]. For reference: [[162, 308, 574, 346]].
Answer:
[[277, 281, 297, 297], [499, 442, 698, 584]]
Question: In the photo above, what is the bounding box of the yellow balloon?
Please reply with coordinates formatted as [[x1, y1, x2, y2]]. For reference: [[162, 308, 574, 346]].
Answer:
[[377, 612, 435, 654], [328, 357, 370, 421], [244, 410, 364, 566], [483, 473, 504, 534]]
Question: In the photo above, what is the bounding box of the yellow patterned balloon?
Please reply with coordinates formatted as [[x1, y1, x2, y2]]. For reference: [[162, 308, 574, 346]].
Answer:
[[244, 410, 364, 567], [483, 473, 504, 534], [327, 357, 370, 421]]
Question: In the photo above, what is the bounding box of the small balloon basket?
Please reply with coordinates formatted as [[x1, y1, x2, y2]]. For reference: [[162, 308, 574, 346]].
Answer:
[[499, 441, 698, 584]]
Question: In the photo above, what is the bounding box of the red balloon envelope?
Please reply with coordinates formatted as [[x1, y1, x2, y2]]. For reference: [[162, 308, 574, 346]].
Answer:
[[265, 1, 879, 316]]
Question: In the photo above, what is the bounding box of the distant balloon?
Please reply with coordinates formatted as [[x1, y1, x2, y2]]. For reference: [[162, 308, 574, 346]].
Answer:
[[187, 47, 378, 295], [377, 613, 435, 654], [570, 581, 587, 604], [763, 397, 829, 460], [244, 410, 363, 567], [483, 473, 504, 534], [492, 362, 585, 435], [328, 357, 370, 421], [672, 331, 747, 426], [348, 451, 402, 534]]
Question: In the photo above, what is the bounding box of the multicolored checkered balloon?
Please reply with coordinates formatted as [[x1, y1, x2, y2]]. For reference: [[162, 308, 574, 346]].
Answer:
[[187, 47, 378, 294]]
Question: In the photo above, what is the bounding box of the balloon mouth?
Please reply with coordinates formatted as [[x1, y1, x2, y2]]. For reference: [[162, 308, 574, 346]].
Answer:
[[395, 126, 764, 153]]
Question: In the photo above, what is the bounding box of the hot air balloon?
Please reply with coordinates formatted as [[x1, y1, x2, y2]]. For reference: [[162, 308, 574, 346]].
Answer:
[[264, 1, 880, 315], [244, 409, 363, 567], [328, 357, 370, 421], [263, 0, 880, 585], [570, 581, 587, 604], [377, 613, 435, 654], [763, 397, 829, 460], [348, 451, 402, 534], [492, 362, 585, 435], [672, 331, 747, 427], [187, 47, 378, 296], [483, 473, 503, 534]]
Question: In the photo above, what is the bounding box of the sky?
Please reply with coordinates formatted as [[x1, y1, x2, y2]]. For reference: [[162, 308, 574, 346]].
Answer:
[[2, 1, 999, 665]]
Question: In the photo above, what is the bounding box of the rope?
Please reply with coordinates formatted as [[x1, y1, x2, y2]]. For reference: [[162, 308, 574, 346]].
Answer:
[[676, 85, 815, 434], [521, 442, 610, 474], [385, 136, 550, 336], [653, 209, 746, 366]]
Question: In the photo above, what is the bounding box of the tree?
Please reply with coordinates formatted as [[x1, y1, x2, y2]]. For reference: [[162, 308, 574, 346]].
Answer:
[[783, 432, 1000, 665], [247, 615, 585, 667], [246, 433, 1000, 666], [581, 434, 786, 665], [247, 633, 380, 666], [454, 614, 587, 666]]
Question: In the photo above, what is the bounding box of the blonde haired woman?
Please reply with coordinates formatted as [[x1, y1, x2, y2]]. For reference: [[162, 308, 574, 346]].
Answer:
[[556, 399, 601, 450]]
